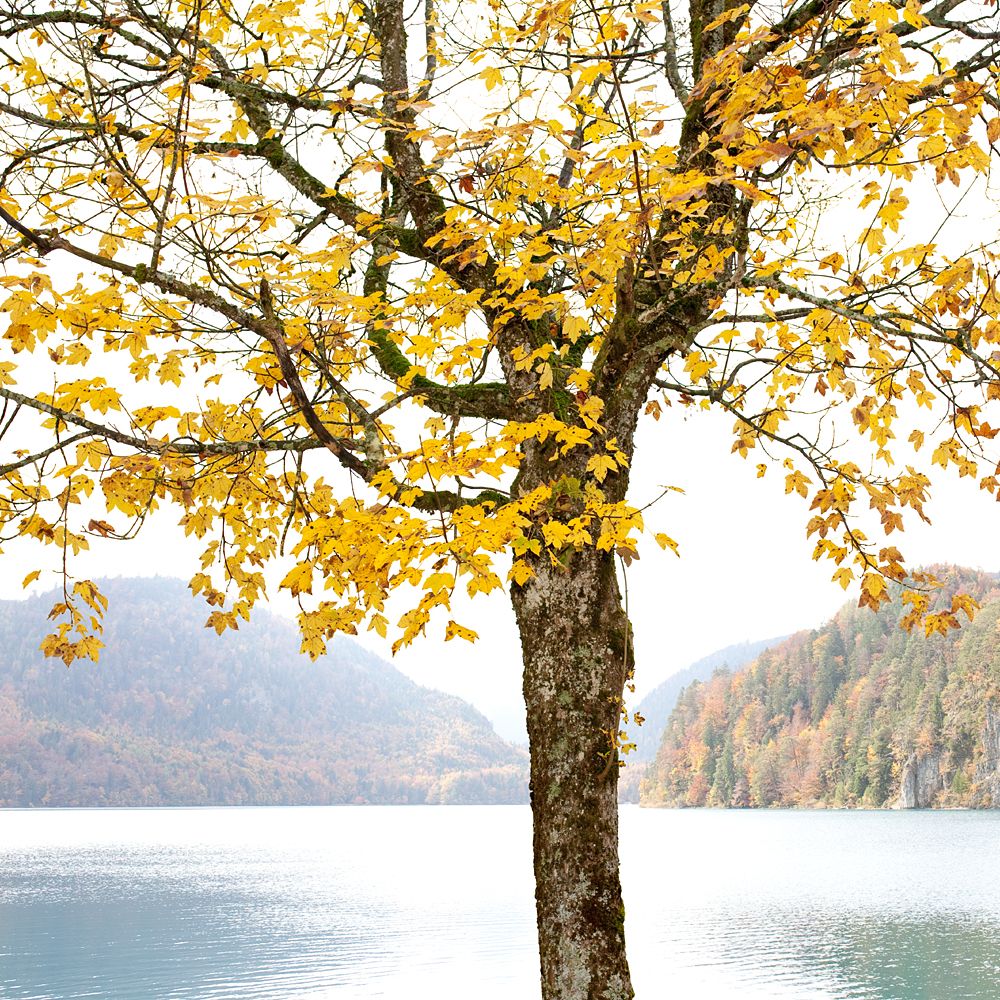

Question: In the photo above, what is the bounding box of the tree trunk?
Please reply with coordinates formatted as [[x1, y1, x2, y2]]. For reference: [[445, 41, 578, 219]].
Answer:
[[511, 549, 635, 1000]]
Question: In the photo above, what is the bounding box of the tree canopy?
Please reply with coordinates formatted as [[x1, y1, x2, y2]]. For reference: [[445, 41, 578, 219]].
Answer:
[[1, 0, 997, 663]]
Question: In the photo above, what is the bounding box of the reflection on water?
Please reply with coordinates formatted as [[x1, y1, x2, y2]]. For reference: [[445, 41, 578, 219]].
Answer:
[[624, 810, 1000, 999], [0, 807, 538, 999], [2, 807, 1000, 999]]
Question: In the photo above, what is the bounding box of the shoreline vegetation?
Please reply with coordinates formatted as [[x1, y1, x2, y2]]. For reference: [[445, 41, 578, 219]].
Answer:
[[641, 566, 1000, 811]]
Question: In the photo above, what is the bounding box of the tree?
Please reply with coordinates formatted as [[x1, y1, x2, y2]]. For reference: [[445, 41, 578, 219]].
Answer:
[[1, 0, 999, 995], [711, 732, 736, 805], [811, 627, 846, 718]]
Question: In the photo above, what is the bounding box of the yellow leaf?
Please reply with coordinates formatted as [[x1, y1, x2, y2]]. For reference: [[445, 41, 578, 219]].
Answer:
[[784, 471, 810, 497], [703, 3, 749, 31], [280, 563, 313, 596], [444, 620, 479, 642], [481, 66, 503, 91], [205, 611, 236, 635], [587, 453, 618, 482], [563, 316, 588, 343], [902, 0, 926, 27], [22, 570, 40, 588], [424, 571, 455, 592], [654, 532, 679, 556], [859, 573, 890, 610]]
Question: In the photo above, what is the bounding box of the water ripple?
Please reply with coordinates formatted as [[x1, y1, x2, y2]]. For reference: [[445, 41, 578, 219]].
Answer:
[[3, 807, 1000, 998]]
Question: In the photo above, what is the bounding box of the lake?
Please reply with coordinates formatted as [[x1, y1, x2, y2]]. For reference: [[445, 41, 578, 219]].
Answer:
[[2, 806, 999, 999]]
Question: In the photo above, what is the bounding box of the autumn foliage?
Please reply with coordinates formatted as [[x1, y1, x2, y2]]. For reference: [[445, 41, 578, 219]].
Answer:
[[643, 566, 1000, 809], [0, 0, 996, 662], [0, 578, 528, 807]]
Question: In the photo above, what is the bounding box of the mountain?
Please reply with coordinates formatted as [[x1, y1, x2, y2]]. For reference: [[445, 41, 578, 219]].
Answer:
[[0, 578, 528, 806], [630, 637, 787, 763], [617, 636, 785, 802], [641, 566, 1000, 809]]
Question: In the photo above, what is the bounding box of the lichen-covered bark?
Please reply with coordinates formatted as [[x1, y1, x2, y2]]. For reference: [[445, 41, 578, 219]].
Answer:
[[512, 550, 635, 1000], [503, 305, 662, 999]]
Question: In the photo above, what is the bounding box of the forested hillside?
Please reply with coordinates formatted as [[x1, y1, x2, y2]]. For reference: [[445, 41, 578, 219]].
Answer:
[[642, 567, 1000, 809], [0, 579, 527, 806], [631, 637, 786, 763], [618, 637, 784, 802]]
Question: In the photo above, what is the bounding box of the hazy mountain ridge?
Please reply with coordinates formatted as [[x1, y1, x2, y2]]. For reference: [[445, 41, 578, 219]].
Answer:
[[617, 636, 786, 802], [631, 637, 788, 763], [642, 566, 1000, 809], [0, 578, 527, 806]]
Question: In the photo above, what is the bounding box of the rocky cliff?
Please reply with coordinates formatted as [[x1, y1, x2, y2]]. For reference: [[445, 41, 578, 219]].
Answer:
[[975, 704, 1000, 805], [897, 752, 944, 808]]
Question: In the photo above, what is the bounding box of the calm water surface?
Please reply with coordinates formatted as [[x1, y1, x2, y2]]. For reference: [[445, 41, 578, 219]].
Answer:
[[2, 806, 999, 999]]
